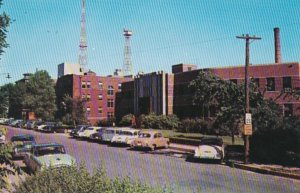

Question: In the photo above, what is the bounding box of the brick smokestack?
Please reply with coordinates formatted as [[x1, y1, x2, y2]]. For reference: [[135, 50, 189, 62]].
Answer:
[[274, 27, 281, 64]]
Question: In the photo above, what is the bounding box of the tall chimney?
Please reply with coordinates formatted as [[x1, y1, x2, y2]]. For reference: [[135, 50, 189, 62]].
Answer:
[[274, 27, 281, 64]]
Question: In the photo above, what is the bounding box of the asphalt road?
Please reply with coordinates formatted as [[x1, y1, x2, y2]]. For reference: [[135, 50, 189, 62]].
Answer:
[[4, 126, 300, 193]]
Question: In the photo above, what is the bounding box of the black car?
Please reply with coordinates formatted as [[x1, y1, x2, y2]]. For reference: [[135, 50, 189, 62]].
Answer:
[[11, 134, 36, 159]]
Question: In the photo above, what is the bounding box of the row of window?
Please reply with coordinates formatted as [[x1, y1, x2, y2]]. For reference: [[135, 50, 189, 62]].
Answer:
[[230, 77, 292, 91], [81, 82, 122, 91], [83, 98, 114, 108], [86, 108, 114, 119]]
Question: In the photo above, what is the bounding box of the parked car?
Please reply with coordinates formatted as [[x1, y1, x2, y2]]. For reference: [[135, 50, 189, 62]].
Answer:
[[10, 119, 23, 127], [111, 129, 140, 146], [0, 131, 5, 144], [37, 122, 57, 132], [26, 120, 37, 130], [193, 137, 224, 163], [24, 143, 76, 172], [70, 125, 89, 138], [131, 130, 169, 151], [80, 126, 102, 138], [89, 127, 106, 142], [101, 127, 130, 143], [11, 134, 36, 158]]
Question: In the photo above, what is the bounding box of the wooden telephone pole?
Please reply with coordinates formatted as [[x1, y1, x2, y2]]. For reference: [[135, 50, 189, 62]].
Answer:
[[236, 34, 261, 164]]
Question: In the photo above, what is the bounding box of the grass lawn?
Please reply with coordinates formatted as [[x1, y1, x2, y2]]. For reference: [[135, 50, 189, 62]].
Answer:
[[160, 130, 244, 146]]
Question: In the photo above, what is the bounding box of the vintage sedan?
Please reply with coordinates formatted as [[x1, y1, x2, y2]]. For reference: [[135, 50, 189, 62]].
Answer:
[[11, 134, 36, 158], [24, 143, 76, 172], [193, 137, 224, 163], [131, 130, 169, 151], [111, 129, 140, 146]]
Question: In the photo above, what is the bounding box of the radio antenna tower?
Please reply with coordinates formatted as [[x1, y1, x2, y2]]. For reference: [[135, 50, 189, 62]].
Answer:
[[79, 0, 87, 72], [123, 29, 133, 76]]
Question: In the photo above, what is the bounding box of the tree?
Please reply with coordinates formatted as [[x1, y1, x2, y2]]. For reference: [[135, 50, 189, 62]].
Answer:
[[23, 70, 57, 121], [8, 82, 28, 119], [190, 71, 282, 144], [0, 83, 13, 117], [60, 95, 87, 125], [0, 0, 10, 56]]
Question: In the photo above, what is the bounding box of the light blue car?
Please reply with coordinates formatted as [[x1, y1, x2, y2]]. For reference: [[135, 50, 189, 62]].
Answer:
[[24, 143, 76, 172]]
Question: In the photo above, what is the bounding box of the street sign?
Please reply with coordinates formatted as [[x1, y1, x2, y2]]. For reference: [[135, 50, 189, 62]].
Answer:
[[245, 113, 252, 124], [243, 124, 253, 135]]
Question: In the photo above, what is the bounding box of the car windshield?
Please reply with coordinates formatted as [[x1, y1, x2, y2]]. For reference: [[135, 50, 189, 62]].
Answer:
[[120, 131, 133, 136], [11, 136, 34, 142], [34, 146, 66, 156], [104, 130, 115, 134], [200, 138, 223, 146], [139, 133, 151, 138]]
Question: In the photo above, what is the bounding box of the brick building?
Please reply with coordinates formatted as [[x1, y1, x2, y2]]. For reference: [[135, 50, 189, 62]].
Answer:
[[56, 71, 132, 125], [116, 62, 300, 120]]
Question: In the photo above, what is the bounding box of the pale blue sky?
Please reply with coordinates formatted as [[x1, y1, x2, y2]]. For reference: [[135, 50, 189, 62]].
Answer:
[[1, 0, 300, 84]]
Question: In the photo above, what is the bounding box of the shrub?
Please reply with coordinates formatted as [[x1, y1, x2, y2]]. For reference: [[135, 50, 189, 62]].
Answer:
[[140, 113, 179, 130], [177, 118, 208, 133], [250, 118, 300, 166], [14, 164, 172, 193], [119, 114, 134, 127], [97, 118, 116, 127]]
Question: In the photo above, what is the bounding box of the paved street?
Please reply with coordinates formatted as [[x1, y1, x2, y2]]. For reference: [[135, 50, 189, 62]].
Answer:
[[4, 126, 300, 193]]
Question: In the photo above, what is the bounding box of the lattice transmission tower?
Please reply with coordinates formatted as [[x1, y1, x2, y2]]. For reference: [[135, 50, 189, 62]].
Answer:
[[123, 29, 133, 76], [79, 0, 88, 71]]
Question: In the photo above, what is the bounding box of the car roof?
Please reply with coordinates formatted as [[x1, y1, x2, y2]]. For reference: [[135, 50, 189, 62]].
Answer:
[[140, 130, 161, 134], [11, 134, 34, 139], [32, 143, 64, 148]]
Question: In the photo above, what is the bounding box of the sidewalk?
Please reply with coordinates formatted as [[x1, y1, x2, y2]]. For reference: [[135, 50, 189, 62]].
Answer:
[[169, 143, 300, 180]]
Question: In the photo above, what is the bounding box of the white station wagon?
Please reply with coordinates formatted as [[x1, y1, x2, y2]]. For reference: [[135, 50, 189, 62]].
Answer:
[[111, 129, 140, 146]]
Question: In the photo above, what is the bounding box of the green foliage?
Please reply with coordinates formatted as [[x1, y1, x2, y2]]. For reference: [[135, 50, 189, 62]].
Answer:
[[119, 114, 134, 126], [8, 82, 27, 119], [140, 113, 179, 130], [0, 143, 21, 190], [190, 71, 283, 144], [0, 84, 13, 117], [60, 95, 87, 125], [0, 0, 10, 56], [250, 117, 300, 166], [14, 164, 171, 193], [97, 118, 116, 127], [23, 71, 57, 121], [177, 118, 208, 133]]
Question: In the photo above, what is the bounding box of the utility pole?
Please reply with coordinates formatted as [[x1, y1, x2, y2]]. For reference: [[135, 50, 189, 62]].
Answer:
[[236, 34, 261, 164]]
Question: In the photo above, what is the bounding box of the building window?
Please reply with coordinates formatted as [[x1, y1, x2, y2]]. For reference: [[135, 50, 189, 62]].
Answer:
[[266, 77, 275, 91], [108, 85, 114, 95], [86, 107, 91, 114], [253, 78, 260, 88], [118, 83, 122, 90], [98, 107, 102, 114], [98, 94, 103, 100], [87, 81, 91, 89], [81, 81, 86, 89], [82, 94, 85, 99], [98, 82, 103, 89], [230, 79, 237, 84], [107, 112, 114, 119], [107, 99, 114, 108], [87, 94, 91, 101], [284, 104, 293, 117], [188, 67, 192, 71], [283, 77, 292, 92]]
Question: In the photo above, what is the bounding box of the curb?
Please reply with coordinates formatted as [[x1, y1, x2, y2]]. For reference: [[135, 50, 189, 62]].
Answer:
[[229, 162, 300, 181]]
